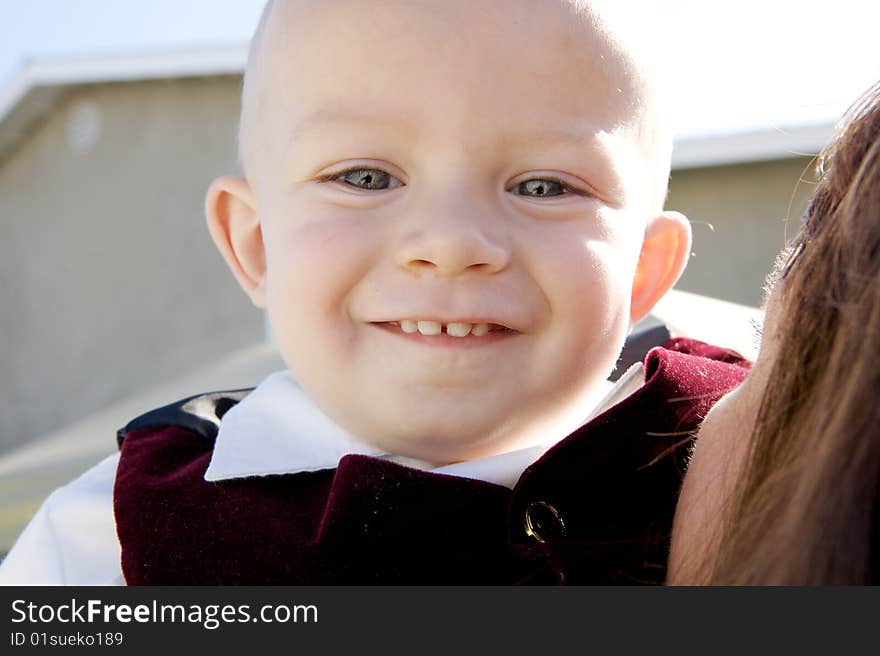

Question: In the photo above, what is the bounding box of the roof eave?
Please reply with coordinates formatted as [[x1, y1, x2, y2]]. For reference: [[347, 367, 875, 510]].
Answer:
[[0, 47, 248, 160], [671, 121, 835, 170]]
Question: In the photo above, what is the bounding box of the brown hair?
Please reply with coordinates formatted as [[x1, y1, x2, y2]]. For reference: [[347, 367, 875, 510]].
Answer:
[[708, 82, 880, 584]]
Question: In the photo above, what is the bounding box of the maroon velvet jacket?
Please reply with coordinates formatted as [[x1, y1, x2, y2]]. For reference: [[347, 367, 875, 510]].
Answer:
[[114, 338, 749, 585]]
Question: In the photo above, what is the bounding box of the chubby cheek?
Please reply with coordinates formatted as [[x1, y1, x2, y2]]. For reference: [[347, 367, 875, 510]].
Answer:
[[530, 215, 640, 387], [261, 210, 382, 372]]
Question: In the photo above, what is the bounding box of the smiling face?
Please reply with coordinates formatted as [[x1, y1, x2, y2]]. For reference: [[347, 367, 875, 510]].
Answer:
[[207, 0, 690, 463]]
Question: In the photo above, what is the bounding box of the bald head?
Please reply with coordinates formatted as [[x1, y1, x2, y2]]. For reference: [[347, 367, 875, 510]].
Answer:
[[237, 0, 671, 210], [237, 0, 276, 174]]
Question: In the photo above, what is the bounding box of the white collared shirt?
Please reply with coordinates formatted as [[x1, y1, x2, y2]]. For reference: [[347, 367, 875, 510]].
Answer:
[[0, 366, 642, 586]]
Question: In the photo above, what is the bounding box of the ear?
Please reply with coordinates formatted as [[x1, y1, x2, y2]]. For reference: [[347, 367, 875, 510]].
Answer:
[[205, 176, 267, 308], [630, 211, 692, 324]]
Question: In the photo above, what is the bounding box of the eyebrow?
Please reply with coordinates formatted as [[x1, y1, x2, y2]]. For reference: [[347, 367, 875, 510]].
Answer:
[[498, 124, 613, 151], [287, 108, 421, 143], [288, 108, 613, 151]]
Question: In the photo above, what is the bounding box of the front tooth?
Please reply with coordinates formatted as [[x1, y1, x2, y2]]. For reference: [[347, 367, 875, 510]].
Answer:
[[400, 319, 418, 333], [471, 323, 489, 336], [417, 320, 442, 336], [446, 322, 472, 337]]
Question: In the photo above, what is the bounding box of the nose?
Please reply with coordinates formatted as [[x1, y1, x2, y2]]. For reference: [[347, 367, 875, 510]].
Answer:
[[394, 202, 511, 276]]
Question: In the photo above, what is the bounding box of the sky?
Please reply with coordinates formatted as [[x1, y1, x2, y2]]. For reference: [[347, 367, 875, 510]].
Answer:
[[0, 0, 878, 137]]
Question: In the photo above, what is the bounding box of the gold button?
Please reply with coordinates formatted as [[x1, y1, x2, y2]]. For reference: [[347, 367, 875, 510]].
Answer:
[[524, 501, 567, 543]]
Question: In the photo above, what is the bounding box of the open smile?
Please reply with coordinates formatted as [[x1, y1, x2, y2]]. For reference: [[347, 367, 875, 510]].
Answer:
[[371, 320, 518, 347]]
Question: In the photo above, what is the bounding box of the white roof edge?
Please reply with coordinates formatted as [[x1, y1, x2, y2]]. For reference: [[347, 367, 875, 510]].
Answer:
[[671, 121, 836, 170], [0, 46, 248, 126], [0, 48, 838, 169]]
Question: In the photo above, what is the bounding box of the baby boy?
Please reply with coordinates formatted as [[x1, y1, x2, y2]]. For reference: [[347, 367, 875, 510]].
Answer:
[[0, 0, 749, 584]]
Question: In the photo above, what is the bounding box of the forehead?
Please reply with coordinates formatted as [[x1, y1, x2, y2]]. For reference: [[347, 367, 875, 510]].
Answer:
[[241, 0, 656, 199], [257, 1, 643, 129]]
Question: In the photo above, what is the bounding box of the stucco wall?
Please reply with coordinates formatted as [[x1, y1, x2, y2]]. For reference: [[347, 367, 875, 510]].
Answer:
[[668, 157, 816, 307], [0, 77, 264, 453]]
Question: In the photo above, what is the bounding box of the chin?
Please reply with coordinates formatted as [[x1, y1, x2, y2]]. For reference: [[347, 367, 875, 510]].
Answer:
[[369, 417, 515, 464]]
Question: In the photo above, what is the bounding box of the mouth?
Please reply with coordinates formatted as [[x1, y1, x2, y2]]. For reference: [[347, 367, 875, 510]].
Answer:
[[370, 319, 518, 344]]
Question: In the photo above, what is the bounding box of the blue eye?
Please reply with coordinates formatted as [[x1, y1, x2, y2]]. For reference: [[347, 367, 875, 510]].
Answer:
[[339, 168, 400, 190], [514, 179, 568, 197]]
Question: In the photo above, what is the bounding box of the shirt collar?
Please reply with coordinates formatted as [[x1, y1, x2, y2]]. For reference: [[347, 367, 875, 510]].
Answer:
[[204, 371, 387, 481], [204, 365, 643, 488]]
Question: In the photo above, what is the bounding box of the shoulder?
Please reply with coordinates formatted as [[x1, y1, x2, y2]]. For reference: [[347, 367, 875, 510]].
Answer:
[[0, 388, 257, 586], [0, 453, 123, 585], [117, 388, 253, 447], [659, 336, 751, 367], [649, 289, 763, 362]]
